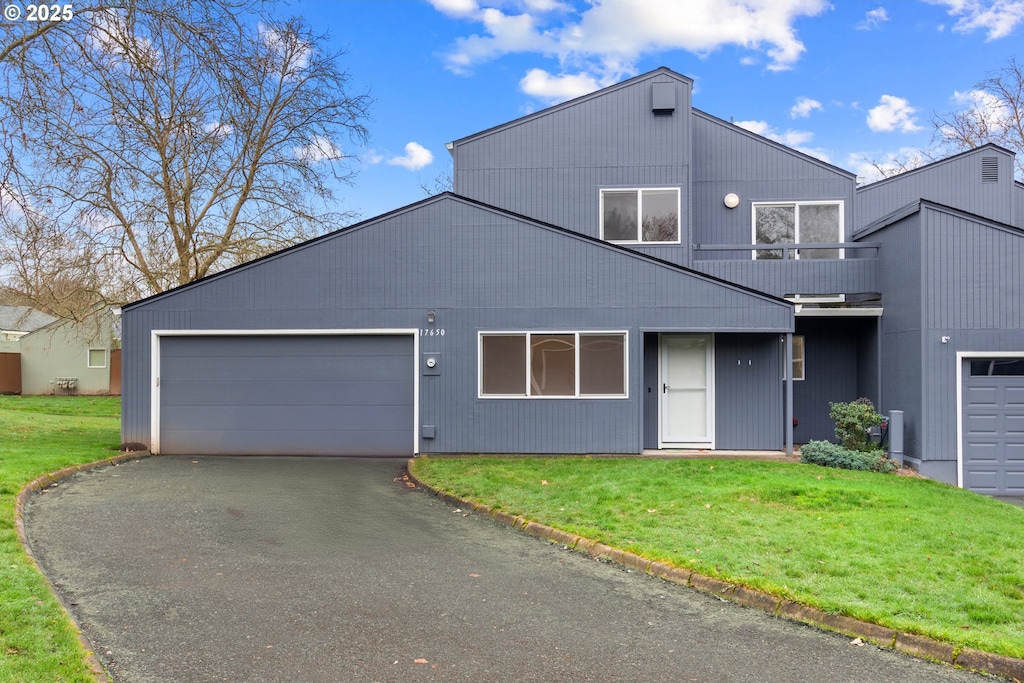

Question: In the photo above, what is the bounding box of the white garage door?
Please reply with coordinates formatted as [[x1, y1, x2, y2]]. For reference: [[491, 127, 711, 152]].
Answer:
[[962, 358, 1024, 494], [158, 335, 414, 456]]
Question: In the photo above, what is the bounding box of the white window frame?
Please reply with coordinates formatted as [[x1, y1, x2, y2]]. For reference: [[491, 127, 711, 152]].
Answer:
[[478, 331, 629, 399], [784, 335, 805, 382], [600, 188, 681, 244], [751, 200, 844, 260], [87, 348, 107, 369]]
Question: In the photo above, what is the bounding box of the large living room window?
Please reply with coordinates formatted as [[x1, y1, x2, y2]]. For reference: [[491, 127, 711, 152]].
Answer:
[[480, 332, 627, 398], [601, 188, 679, 243], [753, 201, 842, 259]]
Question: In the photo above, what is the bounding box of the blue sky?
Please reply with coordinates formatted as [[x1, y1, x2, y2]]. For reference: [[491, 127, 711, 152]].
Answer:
[[285, 0, 1024, 221]]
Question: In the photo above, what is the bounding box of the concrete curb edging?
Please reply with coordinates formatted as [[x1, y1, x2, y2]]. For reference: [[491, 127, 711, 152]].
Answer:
[[14, 451, 155, 683], [409, 464, 1024, 681]]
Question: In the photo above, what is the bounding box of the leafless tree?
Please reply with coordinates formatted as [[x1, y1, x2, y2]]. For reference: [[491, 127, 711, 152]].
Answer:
[[0, 1, 371, 305], [932, 57, 1024, 180]]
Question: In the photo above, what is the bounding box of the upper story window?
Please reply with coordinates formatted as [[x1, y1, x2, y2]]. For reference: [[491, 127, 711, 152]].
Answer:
[[752, 201, 843, 259], [601, 188, 680, 244]]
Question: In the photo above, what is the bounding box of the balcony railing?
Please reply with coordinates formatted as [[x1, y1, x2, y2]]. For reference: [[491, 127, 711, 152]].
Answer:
[[691, 242, 881, 299]]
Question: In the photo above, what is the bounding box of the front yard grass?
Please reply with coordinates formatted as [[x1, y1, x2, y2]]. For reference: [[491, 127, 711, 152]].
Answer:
[[0, 395, 121, 683], [410, 456, 1024, 660]]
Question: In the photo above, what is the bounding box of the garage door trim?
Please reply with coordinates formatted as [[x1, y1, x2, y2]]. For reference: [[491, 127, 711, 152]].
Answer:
[[956, 350, 1024, 490], [150, 329, 419, 455]]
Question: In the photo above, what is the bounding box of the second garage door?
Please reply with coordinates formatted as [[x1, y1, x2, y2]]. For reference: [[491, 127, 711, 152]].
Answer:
[[962, 358, 1024, 494], [159, 334, 414, 456]]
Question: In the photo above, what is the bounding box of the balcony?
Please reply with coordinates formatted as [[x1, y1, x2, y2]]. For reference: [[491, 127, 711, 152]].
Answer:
[[692, 242, 881, 300]]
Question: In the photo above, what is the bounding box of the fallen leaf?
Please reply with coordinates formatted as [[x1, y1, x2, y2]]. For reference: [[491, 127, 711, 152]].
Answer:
[[851, 638, 864, 647], [704, 504, 711, 509], [470, 573, 480, 578], [647, 508, 657, 513], [414, 658, 429, 665], [541, 480, 548, 485]]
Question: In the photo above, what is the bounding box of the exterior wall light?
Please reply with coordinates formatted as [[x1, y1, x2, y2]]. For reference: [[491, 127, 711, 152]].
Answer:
[[724, 193, 740, 209], [427, 310, 436, 324]]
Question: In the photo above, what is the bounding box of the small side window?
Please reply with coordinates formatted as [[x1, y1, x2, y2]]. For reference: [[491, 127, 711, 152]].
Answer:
[[88, 348, 107, 368], [785, 336, 805, 381]]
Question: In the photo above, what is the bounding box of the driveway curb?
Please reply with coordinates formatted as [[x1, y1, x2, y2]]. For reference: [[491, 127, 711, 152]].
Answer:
[[15, 451, 153, 683], [407, 461, 1024, 681]]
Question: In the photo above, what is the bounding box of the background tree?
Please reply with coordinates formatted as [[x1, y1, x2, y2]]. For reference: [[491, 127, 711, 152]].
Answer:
[[0, 1, 370, 308], [932, 57, 1024, 180]]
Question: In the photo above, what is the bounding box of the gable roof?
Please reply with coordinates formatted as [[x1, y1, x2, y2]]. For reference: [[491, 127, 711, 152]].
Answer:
[[692, 108, 857, 180], [447, 67, 692, 149], [854, 197, 1024, 241], [0, 305, 57, 333], [856, 143, 1016, 193], [124, 192, 791, 313]]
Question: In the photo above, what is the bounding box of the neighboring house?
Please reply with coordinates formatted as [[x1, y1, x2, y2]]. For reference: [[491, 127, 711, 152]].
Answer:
[[0, 305, 58, 394], [19, 305, 122, 395], [120, 68, 1024, 495]]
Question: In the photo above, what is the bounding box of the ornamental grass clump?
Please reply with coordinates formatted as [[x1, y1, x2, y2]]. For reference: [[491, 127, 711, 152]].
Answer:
[[800, 398, 896, 473]]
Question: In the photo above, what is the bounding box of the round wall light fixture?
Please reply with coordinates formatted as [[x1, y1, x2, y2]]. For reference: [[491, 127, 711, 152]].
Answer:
[[724, 193, 740, 209]]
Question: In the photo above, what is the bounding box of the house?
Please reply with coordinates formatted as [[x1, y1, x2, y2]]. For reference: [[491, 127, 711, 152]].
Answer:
[[18, 304, 122, 395], [0, 305, 58, 394], [120, 68, 1024, 495]]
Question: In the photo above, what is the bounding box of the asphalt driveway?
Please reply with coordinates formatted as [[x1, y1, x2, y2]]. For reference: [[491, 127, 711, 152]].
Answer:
[[24, 456, 992, 683]]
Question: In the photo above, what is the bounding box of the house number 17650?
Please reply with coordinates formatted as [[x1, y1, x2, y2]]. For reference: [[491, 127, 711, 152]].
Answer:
[[420, 328, 445, 336]]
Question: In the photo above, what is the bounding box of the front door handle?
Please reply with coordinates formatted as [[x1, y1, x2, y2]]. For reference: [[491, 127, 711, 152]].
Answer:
[[663, 383, 669, 393]]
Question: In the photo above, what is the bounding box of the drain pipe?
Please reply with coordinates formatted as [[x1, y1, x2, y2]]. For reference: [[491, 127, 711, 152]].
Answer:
[[889, 410, 904, 466]]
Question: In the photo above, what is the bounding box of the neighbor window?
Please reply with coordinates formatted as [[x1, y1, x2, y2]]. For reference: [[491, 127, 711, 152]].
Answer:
[[480, 332, 627, 397], [88, 348, 107, 368], [753, 201, 842, 259], [784, 336, 805, 381], [601, 188, 679, 243]]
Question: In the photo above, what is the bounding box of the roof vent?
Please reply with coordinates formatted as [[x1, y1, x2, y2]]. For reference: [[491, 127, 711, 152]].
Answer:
[[981, 156, 999, 183], [651, 82, 675, 115]]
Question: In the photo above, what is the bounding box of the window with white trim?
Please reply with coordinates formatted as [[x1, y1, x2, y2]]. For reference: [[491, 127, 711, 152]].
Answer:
[[601, 188, 680, 243], [784, 335, 805, 381], [753, 201, 842, 259], [87, 348, 107, 368], [480, 332, 627, 397]]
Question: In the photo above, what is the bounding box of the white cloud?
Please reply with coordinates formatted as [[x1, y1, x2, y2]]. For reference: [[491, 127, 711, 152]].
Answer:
[[856, 7, 890, 30], [388, 142, 434, 170], [429, 0, 479, 18], [734, 120, 830, 162], [362, 149, 385, 165], [734, 120, 810, 146], [924, 0, 1024, 40], [846, 147, 928, 183], [260, 23, 312, 73], [519, 68, 601, 103], [790, 97, 823, 119], [866, 95, 924, 133], [294, 136, 344, 163], [434, 0, 831, 82], [952, 88, 1013, 126]]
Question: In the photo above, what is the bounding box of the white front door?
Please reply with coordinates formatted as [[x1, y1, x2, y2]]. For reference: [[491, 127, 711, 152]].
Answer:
[[660, 334, 714, 448]]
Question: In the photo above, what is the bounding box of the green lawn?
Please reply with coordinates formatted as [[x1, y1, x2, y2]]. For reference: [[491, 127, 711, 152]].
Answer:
[[4, 398, 1023, 676], [1, 395, 121, 683], [410, 456, 1024, 659]]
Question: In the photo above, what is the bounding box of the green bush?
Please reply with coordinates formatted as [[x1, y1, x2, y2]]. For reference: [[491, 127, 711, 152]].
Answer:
[[829, 398, 885, 452], [800, 440, 897, 473]]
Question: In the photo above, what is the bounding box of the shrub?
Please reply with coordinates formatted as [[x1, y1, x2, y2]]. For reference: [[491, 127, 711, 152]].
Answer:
[[829, 398, 885, 452], [800, 440, 897, 473]]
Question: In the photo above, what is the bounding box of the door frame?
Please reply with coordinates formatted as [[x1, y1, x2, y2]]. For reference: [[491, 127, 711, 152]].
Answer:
[[149, 329, 420, 455], [658, 333, 715, 449]]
